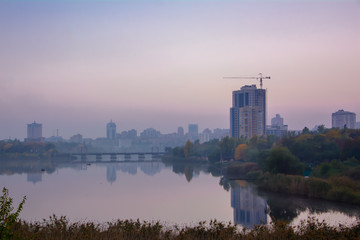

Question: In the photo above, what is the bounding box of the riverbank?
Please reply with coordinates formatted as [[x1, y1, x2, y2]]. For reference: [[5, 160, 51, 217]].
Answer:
[[256, 173, 360, 205], [7, 216, 360, 240]]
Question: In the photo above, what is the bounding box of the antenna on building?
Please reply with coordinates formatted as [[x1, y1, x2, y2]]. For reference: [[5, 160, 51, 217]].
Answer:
[[223, 73, 271, 89]]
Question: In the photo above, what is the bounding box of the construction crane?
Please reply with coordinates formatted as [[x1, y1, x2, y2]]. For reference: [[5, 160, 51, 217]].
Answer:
[[223, 73, 270, 89]]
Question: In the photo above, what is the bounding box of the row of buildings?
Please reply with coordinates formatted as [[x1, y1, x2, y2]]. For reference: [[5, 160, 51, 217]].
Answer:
[[230, 84, 358, 139], [23, 83, 358, 144]]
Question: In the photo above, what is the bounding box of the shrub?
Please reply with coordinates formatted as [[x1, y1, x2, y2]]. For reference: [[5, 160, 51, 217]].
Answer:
[[0, 187, 26, 240]]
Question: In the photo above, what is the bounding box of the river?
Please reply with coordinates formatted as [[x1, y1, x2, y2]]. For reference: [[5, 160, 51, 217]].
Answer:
[[1, 157, 359, 228]]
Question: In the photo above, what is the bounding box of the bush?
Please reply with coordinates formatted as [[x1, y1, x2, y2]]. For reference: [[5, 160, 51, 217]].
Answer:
[[0, 187, 26, 240], [264, 147, 304, 175]]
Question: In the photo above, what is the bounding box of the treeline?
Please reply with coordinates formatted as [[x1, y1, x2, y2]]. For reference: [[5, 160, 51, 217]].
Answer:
[[0, 140, 57, 158], [168, 127, 360, 204], [169, 127, 360, 172]]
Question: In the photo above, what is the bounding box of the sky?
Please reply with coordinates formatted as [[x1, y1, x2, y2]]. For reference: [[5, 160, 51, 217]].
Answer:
[[0, 0, 359, 140]]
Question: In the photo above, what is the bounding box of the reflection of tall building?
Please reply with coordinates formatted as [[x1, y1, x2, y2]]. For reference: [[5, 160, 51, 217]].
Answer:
[[332, 110, 356, 129], [27, 172, 43, 184], [230, 85, 266, 139], [25, 121, 44, 142], [106, 165, 117, 184], [106, 120, 117, 139], [231, 181, 267, 228]]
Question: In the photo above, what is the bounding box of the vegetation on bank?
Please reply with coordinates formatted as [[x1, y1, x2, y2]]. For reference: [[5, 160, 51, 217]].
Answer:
[[2, 187, 360, 240], [167, 127, 360, 204], [0, 140, 57, 158]]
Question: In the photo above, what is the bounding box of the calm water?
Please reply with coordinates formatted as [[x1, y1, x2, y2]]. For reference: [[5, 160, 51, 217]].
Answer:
[[1, 157, 359, 227]]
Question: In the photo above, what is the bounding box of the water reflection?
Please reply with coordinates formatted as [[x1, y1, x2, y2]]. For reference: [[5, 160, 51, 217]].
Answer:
[[105, 162, 166, 183], [230, 180, 267, 227], [27, 172, 43, 184], [1, 158, 360, 226]]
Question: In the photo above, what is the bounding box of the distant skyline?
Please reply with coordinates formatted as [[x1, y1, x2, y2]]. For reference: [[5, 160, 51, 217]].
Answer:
[[1, 0, 359, 140]]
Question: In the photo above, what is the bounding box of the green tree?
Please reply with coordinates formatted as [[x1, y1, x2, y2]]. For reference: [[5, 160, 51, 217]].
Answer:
[[219, 137, 237, 160], [0, 187, 26, 240], [264, 147, 304, 175], [302, 127, 310, 134]]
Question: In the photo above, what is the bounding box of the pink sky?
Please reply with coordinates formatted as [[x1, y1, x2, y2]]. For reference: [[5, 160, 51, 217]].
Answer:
[[0, 0, 359, 139]]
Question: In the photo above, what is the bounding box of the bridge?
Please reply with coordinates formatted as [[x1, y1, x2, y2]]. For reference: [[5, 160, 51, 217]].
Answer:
[[70, 152, 166, 162]]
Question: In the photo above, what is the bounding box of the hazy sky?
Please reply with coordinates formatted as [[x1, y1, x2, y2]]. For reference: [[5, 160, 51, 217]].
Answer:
[[1, 0, 359, 140]]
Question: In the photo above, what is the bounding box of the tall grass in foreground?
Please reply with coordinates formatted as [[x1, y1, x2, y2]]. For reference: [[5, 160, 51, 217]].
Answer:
[[5, 216, 360, 240]]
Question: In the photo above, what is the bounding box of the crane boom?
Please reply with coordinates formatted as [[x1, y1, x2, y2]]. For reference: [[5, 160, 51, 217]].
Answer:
[[223, 73, 270, 89]]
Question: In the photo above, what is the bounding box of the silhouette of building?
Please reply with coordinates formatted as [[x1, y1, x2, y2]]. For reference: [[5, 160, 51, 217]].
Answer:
[[106, 120, 117, 139], [69, 134, 83, 143], [188, 124, 199, 140], [200, 128, 212, 143], [230, 85, 266, 139], [177, 126, 184, 137], [332, 110, 356, 129], [25, 121, 44, 142], [266, 114, 288, 137]]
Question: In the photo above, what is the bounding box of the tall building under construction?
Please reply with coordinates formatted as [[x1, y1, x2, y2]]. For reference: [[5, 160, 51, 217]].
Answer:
[[230, 85, 266, 139]]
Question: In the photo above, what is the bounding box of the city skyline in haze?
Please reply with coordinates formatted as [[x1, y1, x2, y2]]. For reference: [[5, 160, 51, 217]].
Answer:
[[1, 0, 359, 140]]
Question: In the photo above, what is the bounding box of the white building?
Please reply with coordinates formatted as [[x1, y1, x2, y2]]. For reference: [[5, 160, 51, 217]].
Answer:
[[332, 110, 356, 129]]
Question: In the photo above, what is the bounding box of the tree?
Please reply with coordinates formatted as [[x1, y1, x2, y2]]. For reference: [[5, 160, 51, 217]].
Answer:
[[219, 136, 237, 160], [183, 140, 194, 158], [317, 124, 326, 134], [235, 144, 247, 161], [0, 187, 26, 239], [264, 147, 304, 175], [302, 127, 310, 134]]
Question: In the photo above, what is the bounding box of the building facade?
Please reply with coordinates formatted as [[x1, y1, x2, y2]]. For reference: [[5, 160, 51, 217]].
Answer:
[[25, 121, 44, 142], [332, 110, 356, 129], [230, 85, 266, 139], [266, 114, 288, 137], [188, 124, 199, 140], [106, 120, 117, 139]]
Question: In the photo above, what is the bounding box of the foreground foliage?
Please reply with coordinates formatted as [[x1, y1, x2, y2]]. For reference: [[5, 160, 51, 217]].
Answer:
[[4, 216, 360, 240], [0, 188, 26, 240]]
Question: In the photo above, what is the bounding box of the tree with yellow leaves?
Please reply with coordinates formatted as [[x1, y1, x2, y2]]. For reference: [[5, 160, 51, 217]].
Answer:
[[235, 144, 247, 161]]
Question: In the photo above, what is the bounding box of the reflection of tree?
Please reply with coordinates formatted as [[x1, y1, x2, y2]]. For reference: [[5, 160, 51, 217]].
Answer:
[[219, 177, 230, 191], [184, 166, 193, 182], [170, 162, 209, 182], [260, 190, 360, 222]]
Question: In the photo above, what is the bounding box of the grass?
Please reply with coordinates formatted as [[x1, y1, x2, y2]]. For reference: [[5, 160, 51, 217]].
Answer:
[[257, 173, 360, 205], [5, 216, 360, 240]]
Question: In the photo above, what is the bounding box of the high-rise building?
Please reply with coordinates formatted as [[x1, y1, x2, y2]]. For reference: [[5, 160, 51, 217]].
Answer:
[[266, 114, 288, 137], [230, 85, 266, 139], [106, 120, 116, 139], [271, 114, 283, 126], [25, 121, 44, 142], [188, 124, 199, 140], [332, 110, 356, 129], [177, 126, 184, 137]]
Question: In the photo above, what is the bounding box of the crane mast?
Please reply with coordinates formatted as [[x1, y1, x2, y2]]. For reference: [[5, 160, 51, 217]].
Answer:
[[223, 73, 270, 89]]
